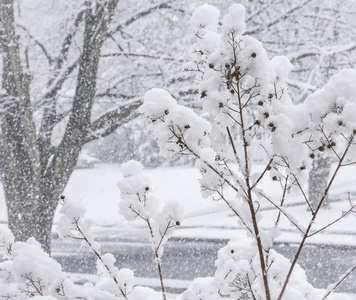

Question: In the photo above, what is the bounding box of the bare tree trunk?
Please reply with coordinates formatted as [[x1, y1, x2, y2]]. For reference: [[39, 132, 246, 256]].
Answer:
[[0, 0, 120, 254], [0, 0, 43, 247], [5, 192, 55, 253]]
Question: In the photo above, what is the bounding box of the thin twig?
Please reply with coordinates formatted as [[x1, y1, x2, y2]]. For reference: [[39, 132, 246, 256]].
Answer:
[[307, 204, 356, 237], [216, 189, 254, 236], [145, 219, 167, 300], [73, 218, 127, 299], [274, 175, 289, 228], [251, 158, 273, 190], [226, 126, 238, 157], [321, 264, 356, 300], [281, 156, 314, 213], [259, 192, 305, 234], [341, 161, 356, 167], [277, 134, 355, 300]]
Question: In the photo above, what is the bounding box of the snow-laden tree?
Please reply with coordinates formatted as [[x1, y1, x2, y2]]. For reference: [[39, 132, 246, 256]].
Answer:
[[142, 4, 356, 299], [0, 0, 184, 253]]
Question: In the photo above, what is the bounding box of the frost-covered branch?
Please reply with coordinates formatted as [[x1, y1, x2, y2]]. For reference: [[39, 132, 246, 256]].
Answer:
[[274, 175, 289, 228]]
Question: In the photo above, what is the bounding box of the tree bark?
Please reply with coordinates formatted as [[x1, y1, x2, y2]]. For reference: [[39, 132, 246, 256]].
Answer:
[[0, 0, 124, 254], [0, 0, 43, 248]]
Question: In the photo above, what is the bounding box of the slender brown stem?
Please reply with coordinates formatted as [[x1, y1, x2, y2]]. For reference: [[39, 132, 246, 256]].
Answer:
[[216, 189, 254, 235], [275, 175, 289, 227], [226, 126, 238, 157], [74, 218, 127, 299], [307, 204, 356, 237], [251, 158, 274, 190], [280, 156, 314, 213], [156, 254, 167, 300], [277, 134, 354, 300], [259, 192, 305, 234], [24, 275, 43, 296], [321, 264, 356, 300], [236, 73, 271, 300], [156, 221, 172, 251], [341, 161, 356, 167], [129, 206, 168, 300], [146, 219, 167, 300]]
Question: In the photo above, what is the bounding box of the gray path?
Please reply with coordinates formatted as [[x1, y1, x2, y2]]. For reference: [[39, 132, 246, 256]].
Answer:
[[52, 237, 356, 293]]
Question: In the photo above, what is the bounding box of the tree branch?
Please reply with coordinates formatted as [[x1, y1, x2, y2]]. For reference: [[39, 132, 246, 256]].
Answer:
[[259, 192, 305, 234], [307, 204, 356, 237], [101, 51, 186, 62], [86, 100, 141, 142], [16, 24, 53, 65], [246, 0, 314, 35], [55, 8, 85, 71], [111, 1, 174, 34], [321, 264, 356, 300], [277, 134, 355, 300]]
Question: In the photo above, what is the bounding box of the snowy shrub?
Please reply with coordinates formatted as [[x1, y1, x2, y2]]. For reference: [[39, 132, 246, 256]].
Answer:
[[1, 3, 356, 300]]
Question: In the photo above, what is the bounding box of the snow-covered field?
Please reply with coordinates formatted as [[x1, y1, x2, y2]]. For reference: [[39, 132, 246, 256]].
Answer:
[[1, 163, 355, 245], [67, 163, 356, 247]]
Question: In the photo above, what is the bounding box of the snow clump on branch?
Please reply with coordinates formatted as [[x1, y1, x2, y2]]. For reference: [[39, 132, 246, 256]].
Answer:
[[118, 160, 183, 260], [141, 89, 211, 157]]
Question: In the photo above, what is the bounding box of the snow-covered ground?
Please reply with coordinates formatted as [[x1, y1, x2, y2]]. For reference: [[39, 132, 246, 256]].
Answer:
[[1, 163, 355, 244], [63, 164, 356, 247]]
